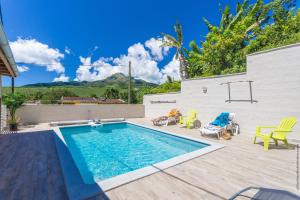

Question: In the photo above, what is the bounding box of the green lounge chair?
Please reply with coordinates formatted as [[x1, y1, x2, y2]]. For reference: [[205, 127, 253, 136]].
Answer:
[[254, 117, 297, 150]]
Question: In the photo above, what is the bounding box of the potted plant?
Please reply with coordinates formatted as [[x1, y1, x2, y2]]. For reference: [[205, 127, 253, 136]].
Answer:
[[2, 93, 25, 131]]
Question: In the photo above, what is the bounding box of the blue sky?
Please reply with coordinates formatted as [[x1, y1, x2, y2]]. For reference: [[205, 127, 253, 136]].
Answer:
[[1, 0, 299, 86]]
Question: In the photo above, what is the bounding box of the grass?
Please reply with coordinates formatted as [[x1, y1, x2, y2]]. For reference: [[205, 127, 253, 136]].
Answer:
[[2, 86, 128, 97]]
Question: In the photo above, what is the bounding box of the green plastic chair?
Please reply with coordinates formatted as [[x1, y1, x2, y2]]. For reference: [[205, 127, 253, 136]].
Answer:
[[254, 117, 297, 150], [179, 110, 197, 129]]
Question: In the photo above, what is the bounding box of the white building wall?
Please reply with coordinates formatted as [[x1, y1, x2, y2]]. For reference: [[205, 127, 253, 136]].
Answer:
[[144, 43, 300, 140]]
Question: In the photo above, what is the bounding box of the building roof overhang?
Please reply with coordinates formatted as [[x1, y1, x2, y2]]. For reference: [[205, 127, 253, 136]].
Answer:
[[0, 22, 18, 77]]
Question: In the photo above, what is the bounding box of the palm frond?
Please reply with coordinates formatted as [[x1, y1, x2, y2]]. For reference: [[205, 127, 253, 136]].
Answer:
[[249, 0, 263, 18], [257, 2, 272, 22], [221, 5, 231, 30], [203, 18, 214, 31], [245, 16, 269, 33], [218, 3, 223, 14], [226, 5, 245, 30], [189, 40, 201, 54], [236, 2, 242, 13], [160, 33, 179, 47], [241, 0, 249, 11], [174, 22, 183, 45], [183, 47, 190, 56]]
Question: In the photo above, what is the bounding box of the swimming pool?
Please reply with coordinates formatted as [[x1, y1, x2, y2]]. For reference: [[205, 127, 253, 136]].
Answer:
[[54, 121, 224, 197]]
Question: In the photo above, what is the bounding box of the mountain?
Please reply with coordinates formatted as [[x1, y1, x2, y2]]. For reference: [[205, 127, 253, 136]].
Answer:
[[23, 73, 157, 88]]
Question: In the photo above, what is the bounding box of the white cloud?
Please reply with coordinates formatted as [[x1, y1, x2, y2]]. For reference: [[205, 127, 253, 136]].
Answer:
[[65, 46, 71, 54], [53, 74, 70, 82], [145, 38, 170, 61], [75, 38, 179, 84], [74, 56, 97, 81], [17, 65, 29, 72], [10, 38, 65, 74], [161, 57, 180, 82], [93, 46, 99, 51], [75, 56, 122, 81]]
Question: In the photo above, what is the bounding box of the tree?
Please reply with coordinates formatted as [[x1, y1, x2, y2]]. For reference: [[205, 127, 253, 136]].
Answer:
[[33, 91, 44, 101], [120, 90, 138, 104], [200, 0, 270, 75], [186, 41, 204, 77], [247, 5, 300, 53], [186, 0, 299, 78], [104, 88, 120, 99], [136, 81, 181, 103], [161, 22, 189, 79]]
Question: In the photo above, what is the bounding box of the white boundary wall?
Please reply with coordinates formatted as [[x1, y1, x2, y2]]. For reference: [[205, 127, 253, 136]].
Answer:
[[17, 104, 145, 124], [144, 43, 300, 140], [1, 105, 6, 130]]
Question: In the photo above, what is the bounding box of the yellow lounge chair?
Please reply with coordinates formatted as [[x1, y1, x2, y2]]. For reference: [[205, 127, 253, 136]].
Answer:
[[254, 117, 297, 150], [179, 110, 197, 129]]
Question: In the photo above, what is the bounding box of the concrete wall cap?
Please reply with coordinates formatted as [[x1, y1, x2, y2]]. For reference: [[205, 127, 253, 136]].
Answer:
[[247, 42, 300, 57]]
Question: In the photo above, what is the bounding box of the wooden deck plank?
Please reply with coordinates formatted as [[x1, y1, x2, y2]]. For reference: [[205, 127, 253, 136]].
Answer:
[[104, 118, 299, 199], [0, 131, 68, 200], [0, 119, 299, 200]]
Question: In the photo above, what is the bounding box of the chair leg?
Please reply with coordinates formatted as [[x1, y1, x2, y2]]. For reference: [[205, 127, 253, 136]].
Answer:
[[263, 139, 269, 150], [283, 139, 289, 148], [186, 122, 190, 129], [273, 139, 278, 146], [253, 136, 257, 144], [179, 116, 184, 124], [165, 119, 169, 126]]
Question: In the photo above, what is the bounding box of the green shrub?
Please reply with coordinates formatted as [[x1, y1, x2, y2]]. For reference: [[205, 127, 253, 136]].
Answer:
[[2, 93, 26, 124]]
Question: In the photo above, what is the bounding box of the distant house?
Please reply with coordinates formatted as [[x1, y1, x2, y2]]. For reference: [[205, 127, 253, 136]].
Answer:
[[60, 97, 125, 104]]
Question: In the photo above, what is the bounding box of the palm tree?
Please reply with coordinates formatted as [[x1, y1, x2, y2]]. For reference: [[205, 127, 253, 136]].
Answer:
[[161, 22, 189, 79]]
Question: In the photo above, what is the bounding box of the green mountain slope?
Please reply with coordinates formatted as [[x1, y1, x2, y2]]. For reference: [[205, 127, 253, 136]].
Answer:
[[23, 73, 157, 88], [3, 73, 157, 98]]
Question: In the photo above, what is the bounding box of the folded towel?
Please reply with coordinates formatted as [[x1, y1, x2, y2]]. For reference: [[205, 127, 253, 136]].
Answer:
[[211, 112, 230, 127]]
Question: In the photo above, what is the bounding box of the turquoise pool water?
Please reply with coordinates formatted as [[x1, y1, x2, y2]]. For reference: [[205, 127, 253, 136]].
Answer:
[[59, 123, 208, 184]]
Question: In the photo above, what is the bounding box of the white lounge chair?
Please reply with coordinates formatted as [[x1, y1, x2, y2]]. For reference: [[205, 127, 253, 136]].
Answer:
[[200, 113, 239, 139]]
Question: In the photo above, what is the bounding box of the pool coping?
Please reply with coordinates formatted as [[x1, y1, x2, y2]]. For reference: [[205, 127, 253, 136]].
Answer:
[[53, 121, 225, 199]]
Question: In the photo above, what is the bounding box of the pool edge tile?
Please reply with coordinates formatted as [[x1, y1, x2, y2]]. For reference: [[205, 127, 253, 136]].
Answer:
[[53, 127, 105, 200], [97, 166, 159, 191]]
